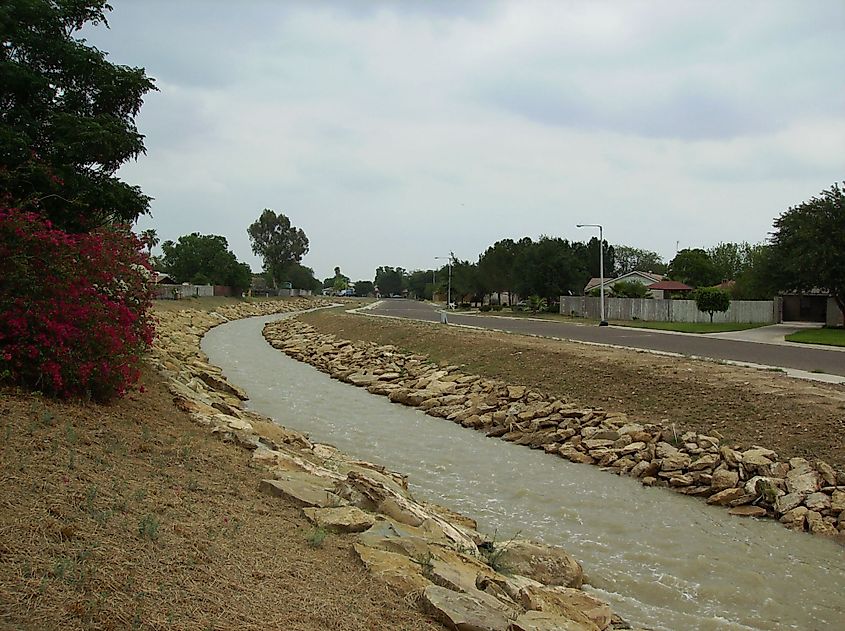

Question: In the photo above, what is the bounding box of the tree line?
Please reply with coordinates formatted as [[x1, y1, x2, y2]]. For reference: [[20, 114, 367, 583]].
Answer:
[[150, 181, 844, 324]]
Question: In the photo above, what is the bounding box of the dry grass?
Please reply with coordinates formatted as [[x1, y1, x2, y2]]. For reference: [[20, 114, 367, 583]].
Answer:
[[0, 365, 441, 631], [299, 308, 845, 469]]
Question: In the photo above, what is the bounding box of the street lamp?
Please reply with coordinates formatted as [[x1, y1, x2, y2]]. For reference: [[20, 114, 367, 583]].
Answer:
[[435, 256, 452, 309], [576, 224, 608, 326]]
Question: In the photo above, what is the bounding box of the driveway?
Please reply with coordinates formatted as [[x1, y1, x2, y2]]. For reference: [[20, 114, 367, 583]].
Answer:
[[364, 300, 845, 378]]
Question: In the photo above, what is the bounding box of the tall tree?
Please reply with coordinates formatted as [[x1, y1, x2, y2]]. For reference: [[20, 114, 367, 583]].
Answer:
[[406, 269, 433, 300], [478, 239, 519, 304], [161, 233, 251, 292], [707, 242, 752, 282], [613, 245, 667, 276], [247, 209, 309, 288], [353, 280, 374, 297], [283, 262, 321, 291], [513, 237, 589, 301], [375, 266, 406, 296], [1, 0, 156, 231], [667, 248, 719, 287], [769, 182, 845, 321]]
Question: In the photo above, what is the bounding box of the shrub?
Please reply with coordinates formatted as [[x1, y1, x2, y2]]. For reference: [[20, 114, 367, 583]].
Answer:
[[0, 207, 154, 401], [692, 287, 731, 323], [479, 305, 492, 312]]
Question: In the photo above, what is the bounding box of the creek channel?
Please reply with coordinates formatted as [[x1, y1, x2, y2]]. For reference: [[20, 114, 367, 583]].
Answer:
[[202, 313, 844, 631]]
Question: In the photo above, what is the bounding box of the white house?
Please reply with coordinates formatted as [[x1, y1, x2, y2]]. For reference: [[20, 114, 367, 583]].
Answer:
[[584, 271, 664, 297]]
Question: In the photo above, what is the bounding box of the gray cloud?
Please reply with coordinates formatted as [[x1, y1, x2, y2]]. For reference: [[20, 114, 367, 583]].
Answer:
[[88, 0, 844, 280]]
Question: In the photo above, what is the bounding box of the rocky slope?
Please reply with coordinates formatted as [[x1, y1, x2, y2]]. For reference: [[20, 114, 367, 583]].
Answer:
[[151, 299, 641, 631], [263, 316, 845, 542]]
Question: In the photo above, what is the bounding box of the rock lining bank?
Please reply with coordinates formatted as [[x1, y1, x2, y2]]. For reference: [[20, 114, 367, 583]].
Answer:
[[151, 299, 639, 631], [263, 317, 845, 542]]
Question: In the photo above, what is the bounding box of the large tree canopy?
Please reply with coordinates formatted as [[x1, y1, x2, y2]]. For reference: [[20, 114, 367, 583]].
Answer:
[[1, 0, 156, 231], [375, 266, 406, 296], [668, 248, 719, 288], [161, 233, 251, 292], [613, 245, 666, 276], [770, 182, 845, 321], [247, 209, 309, 288]]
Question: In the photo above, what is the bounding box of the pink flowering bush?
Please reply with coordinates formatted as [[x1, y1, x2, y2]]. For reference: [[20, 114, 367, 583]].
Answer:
[[0, 206, 154, 401]]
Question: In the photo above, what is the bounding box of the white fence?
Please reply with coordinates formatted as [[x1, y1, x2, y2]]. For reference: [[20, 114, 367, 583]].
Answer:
[[560, 296, 780, 324], [155, 284, 215, 299]]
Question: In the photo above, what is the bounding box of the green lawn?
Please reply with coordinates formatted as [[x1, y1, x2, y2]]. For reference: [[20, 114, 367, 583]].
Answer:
[[785, 327, 845, 347], [612, 321, 766, 334]]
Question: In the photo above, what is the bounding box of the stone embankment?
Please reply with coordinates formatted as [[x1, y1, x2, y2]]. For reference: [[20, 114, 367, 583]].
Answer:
[[263, 317, 845, 542], [151, 299, 639, 631]]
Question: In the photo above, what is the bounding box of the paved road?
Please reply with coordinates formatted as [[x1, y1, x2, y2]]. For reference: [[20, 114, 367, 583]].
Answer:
[[366, 299, 845, 377]]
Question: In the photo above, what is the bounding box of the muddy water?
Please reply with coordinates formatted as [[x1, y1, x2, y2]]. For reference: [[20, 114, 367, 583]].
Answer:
[[202, 314, 845, 631]]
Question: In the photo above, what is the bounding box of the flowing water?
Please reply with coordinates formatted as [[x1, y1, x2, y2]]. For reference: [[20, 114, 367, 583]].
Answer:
[[202, 313, 845, 631]]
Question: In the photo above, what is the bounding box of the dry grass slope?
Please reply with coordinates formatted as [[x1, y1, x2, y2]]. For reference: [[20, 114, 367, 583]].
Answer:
[[0, 366, 441, 631]]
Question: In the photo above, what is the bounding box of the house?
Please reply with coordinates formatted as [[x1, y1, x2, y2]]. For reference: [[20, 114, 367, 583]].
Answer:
[[584, 271, 664, 297], [152, 271, 175, 284], [646, 279, 694, 299]]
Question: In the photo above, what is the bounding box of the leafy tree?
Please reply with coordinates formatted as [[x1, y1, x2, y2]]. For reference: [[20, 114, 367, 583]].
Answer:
[[707, 242, 753, 283], [513, 237, 589, 302], [247, 209, 309, 289], [769, 182, 845, 322], [478, 239, 520, 304], [584, 237, 615, 280], [731, 244, 778, 300], [611, 280, 650, 298], [1, 0, 156, 231], [449, 257, 485, 306], [693, 287, 731, 323], [406, 269, 433, 300], [613, 245, 667, 275], [283, 262, 320, 291], [375, 266, 406, 296], [330, 266, 350, 292], [161, 233, 252, 292], [668, 248, 719, 287], [353, 280, 374, 297]]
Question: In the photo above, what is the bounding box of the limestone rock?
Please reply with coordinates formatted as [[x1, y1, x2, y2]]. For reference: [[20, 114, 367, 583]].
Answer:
[[728, 505, 767, 518], [807, 511, 837, 536], [710, 468, 739, 492], [493, 540, 583, 589], [258, 474, 341, 508], [510, 610, 596, 631], [352, 543, 430, 595], [706, 487, 746, 506], [786, 470, 821, 496], [831, 490, 845, 513], [815, 460, 837, 486], [421, 584, 512, 631], [775, 492, 805, 515], [660, 453, 691, 472], [518, 585, 610, 630], [804, 492, 831, 512], [302, 506, 375, 533]]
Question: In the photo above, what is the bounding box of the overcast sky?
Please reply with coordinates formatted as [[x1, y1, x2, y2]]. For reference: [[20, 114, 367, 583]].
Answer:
[[86, 0, 845, 281]]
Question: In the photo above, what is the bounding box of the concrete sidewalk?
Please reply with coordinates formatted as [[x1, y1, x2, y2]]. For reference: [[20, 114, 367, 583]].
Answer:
[[707, 322, 845, 351]]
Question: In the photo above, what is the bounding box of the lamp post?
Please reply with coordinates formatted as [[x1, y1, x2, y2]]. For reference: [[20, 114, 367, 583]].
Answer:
[[435, 256, 452, 309], [576, 224, 608, 326]]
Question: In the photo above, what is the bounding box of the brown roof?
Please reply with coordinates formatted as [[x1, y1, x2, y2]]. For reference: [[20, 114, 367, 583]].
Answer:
[[648, 280, 693, 291]]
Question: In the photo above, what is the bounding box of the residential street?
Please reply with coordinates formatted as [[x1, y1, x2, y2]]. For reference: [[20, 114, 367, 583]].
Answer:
[[365, 299, 845, 377]]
